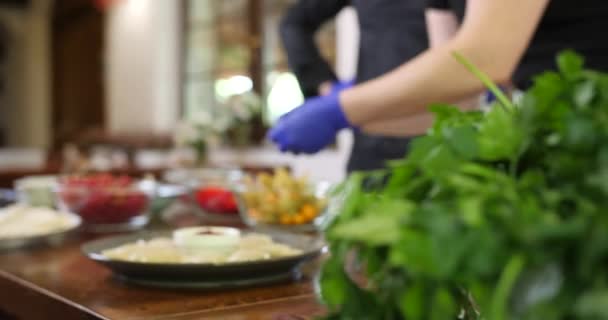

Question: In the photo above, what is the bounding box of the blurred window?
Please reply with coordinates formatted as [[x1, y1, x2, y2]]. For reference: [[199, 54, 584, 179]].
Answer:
[[183, 0, 335, 127]]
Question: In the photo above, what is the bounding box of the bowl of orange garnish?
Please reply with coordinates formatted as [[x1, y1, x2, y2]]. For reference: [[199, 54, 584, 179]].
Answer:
[[234, 169, 330, 232]]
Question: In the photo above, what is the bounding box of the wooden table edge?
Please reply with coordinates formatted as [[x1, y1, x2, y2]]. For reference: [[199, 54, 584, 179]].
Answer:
[[0, 268, 110, 320], [128, 293, 318, 320]]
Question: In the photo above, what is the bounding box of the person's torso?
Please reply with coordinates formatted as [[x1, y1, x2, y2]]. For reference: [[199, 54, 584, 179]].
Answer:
[[351, 0, 429, 83], [346, 0, 428, 172], [443, 0, 608, 89]]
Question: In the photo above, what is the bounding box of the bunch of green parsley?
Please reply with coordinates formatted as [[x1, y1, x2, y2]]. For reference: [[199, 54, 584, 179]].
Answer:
[[318, 51, 608, 320]]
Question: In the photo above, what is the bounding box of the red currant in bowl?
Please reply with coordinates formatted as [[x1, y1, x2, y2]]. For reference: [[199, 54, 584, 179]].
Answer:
[[56, 174, 154, 232]]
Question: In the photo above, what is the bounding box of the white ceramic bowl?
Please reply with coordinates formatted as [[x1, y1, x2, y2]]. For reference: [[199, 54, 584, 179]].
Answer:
[[172, 226, 241, 253], [14, 175, 58, 208]]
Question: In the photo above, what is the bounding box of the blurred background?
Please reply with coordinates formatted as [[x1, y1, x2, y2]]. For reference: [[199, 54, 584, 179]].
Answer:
[[0, 0, 361, 184]]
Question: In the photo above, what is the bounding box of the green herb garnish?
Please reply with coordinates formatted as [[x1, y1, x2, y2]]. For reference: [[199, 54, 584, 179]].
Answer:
[[318, 51, 608, 320]]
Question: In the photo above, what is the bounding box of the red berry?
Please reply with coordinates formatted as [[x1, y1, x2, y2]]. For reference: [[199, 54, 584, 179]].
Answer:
[[61, 174, 148, 224]]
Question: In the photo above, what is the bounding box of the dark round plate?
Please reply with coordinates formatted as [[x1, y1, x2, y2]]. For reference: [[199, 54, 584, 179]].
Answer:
[[116, 269, 301, 290], [82, 230, 325, 289]]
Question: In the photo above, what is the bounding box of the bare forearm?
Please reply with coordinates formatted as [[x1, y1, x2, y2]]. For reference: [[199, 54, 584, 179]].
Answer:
[[340, 41, 504, 125], [362, 95, 485, 137], [340, 0, 549, 127], [426, 9, 459, 48], [362, 112, 435, 137]]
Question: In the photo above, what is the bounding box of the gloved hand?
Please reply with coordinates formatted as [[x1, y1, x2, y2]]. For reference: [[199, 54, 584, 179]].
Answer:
[[269, 93, 351, 154], [483, 85, 508, 104], [318, 79, 354, 96], [328, 80, 354, 95]]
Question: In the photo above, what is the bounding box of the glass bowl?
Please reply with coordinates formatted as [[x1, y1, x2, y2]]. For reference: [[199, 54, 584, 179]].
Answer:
[[163, 168, 245, 223], [55, 176, 155, 232], [188, 173, 244, 223], [163, 168, 244, 188], [234, 180, 332, 233]]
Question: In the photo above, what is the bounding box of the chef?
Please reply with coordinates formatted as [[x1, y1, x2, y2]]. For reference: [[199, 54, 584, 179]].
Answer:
[[279, 0, 429, 172], [270, 0, 608, 152]]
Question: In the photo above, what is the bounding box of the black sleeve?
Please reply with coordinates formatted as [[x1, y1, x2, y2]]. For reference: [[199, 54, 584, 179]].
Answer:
[[426, 0, 450, 9], [279, 0, 350, 98]]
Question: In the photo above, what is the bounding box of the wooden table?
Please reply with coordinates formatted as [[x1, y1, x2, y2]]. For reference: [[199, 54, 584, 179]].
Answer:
[[0, 235, 326, 320]]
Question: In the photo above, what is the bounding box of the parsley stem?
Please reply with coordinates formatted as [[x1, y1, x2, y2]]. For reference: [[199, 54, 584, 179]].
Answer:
[[509, 155, 519, 178], [490, 254, 525, 320], [452, 52, 514, 112]]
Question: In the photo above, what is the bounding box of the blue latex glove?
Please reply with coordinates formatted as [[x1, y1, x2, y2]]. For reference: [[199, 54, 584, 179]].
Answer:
[[329, 80, 354, 95], [484, 85, 507, 104], [269, 94, 350, 154]]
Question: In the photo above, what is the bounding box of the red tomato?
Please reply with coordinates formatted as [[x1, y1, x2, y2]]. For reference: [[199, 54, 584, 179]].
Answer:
[[195, 186, 238, 214]]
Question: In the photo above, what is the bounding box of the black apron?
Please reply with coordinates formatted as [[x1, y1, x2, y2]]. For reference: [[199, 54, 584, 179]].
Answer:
[[347, 0, 428, 172]]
